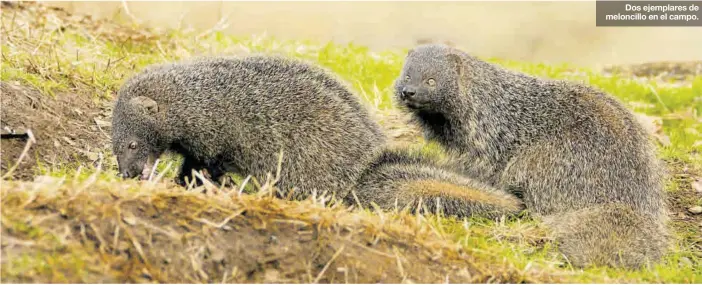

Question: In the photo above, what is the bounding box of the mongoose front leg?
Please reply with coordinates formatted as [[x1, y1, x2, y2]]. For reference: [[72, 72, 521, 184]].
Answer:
[[176, 155, 208, 187]]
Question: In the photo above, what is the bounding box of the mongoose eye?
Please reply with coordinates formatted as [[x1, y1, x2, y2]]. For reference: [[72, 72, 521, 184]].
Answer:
[[427, 78, 436, 87], [405, 75, 410, 81], [128, 142, 137, 149]]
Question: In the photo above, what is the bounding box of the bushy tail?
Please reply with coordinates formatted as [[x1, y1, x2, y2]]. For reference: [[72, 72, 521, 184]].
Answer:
[[542, 203, 669, 269], [350, 148, 523, 219]]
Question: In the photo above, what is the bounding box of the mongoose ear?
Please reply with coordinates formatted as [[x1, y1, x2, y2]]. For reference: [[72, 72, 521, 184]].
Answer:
[[128, 96, 159, 116], [447, 53, 463, 76]]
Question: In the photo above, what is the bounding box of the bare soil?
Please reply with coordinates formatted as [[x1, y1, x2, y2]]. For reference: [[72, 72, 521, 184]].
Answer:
[[1, 82, 112, 180], [603, 61, 702, 83]]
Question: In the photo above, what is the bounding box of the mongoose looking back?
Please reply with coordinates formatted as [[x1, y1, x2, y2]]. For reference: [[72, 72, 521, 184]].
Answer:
[[111, 56, 523, 219], [393, 44, 668, 268]]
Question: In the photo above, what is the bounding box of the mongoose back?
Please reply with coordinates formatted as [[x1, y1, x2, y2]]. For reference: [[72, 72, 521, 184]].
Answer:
[[112, 55, 523, 219], [393, 44, 668, 268]]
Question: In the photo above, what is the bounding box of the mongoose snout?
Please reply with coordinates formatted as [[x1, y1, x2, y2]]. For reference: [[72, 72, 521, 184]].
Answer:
[[399, 85, 432, 110], [400, 86, 417, 100]]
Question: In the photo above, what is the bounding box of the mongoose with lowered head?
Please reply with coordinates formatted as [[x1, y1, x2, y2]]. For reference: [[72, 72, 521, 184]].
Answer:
[[393, 44, 668, 269], [111, 55, 523, 219]]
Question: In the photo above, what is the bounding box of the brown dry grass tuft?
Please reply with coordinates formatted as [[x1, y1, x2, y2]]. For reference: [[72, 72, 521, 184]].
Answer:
[[1, 172, 566, 283]]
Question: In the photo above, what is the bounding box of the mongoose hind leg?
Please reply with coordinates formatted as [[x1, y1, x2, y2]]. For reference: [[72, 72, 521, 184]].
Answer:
[[499, 138, 668, 268], [543, 204, 669, 269]]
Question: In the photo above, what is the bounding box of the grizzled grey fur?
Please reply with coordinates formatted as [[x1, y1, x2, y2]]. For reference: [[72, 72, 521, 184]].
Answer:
[[112, 55, 521, 220], [394, 44, 668, 269], [112, 56, 384, 200], [351, 148, 523, 219]]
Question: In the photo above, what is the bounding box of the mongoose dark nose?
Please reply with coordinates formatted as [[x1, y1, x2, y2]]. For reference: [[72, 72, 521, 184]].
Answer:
[[401, 87, 416, 99]]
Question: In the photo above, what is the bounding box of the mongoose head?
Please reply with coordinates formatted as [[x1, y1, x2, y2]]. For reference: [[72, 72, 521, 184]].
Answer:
[[394, 44, 463, 112], [112, 96, 167, 180]]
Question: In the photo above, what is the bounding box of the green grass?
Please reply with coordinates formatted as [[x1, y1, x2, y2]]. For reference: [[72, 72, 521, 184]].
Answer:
[[2, 3, 701, 283]]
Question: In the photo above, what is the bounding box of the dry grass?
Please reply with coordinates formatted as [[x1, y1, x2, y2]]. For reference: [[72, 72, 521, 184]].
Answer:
[[1, 166, 572, 283]]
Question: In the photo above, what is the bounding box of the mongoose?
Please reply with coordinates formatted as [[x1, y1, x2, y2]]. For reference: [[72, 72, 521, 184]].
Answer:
[[112, 56, 383, 200], [393, 44, 668, 268], [111, 56, 523, 218]]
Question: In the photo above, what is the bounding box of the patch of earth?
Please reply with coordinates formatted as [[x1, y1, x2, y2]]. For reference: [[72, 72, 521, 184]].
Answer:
[[601, 61, 702, 88], [0, 82, 113, 180], [1, 180, 543, 283]]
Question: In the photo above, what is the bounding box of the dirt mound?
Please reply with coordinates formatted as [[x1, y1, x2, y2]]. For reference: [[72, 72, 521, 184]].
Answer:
[[601, 61, 702, 89], [0, 177, 549, 283], [603, 61, 702, 82], [0, 82, 112, 179]]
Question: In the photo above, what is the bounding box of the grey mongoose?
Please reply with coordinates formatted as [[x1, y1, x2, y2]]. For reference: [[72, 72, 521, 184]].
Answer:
[[111, 55, 523, 219], [393, 44, 669, 268]]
